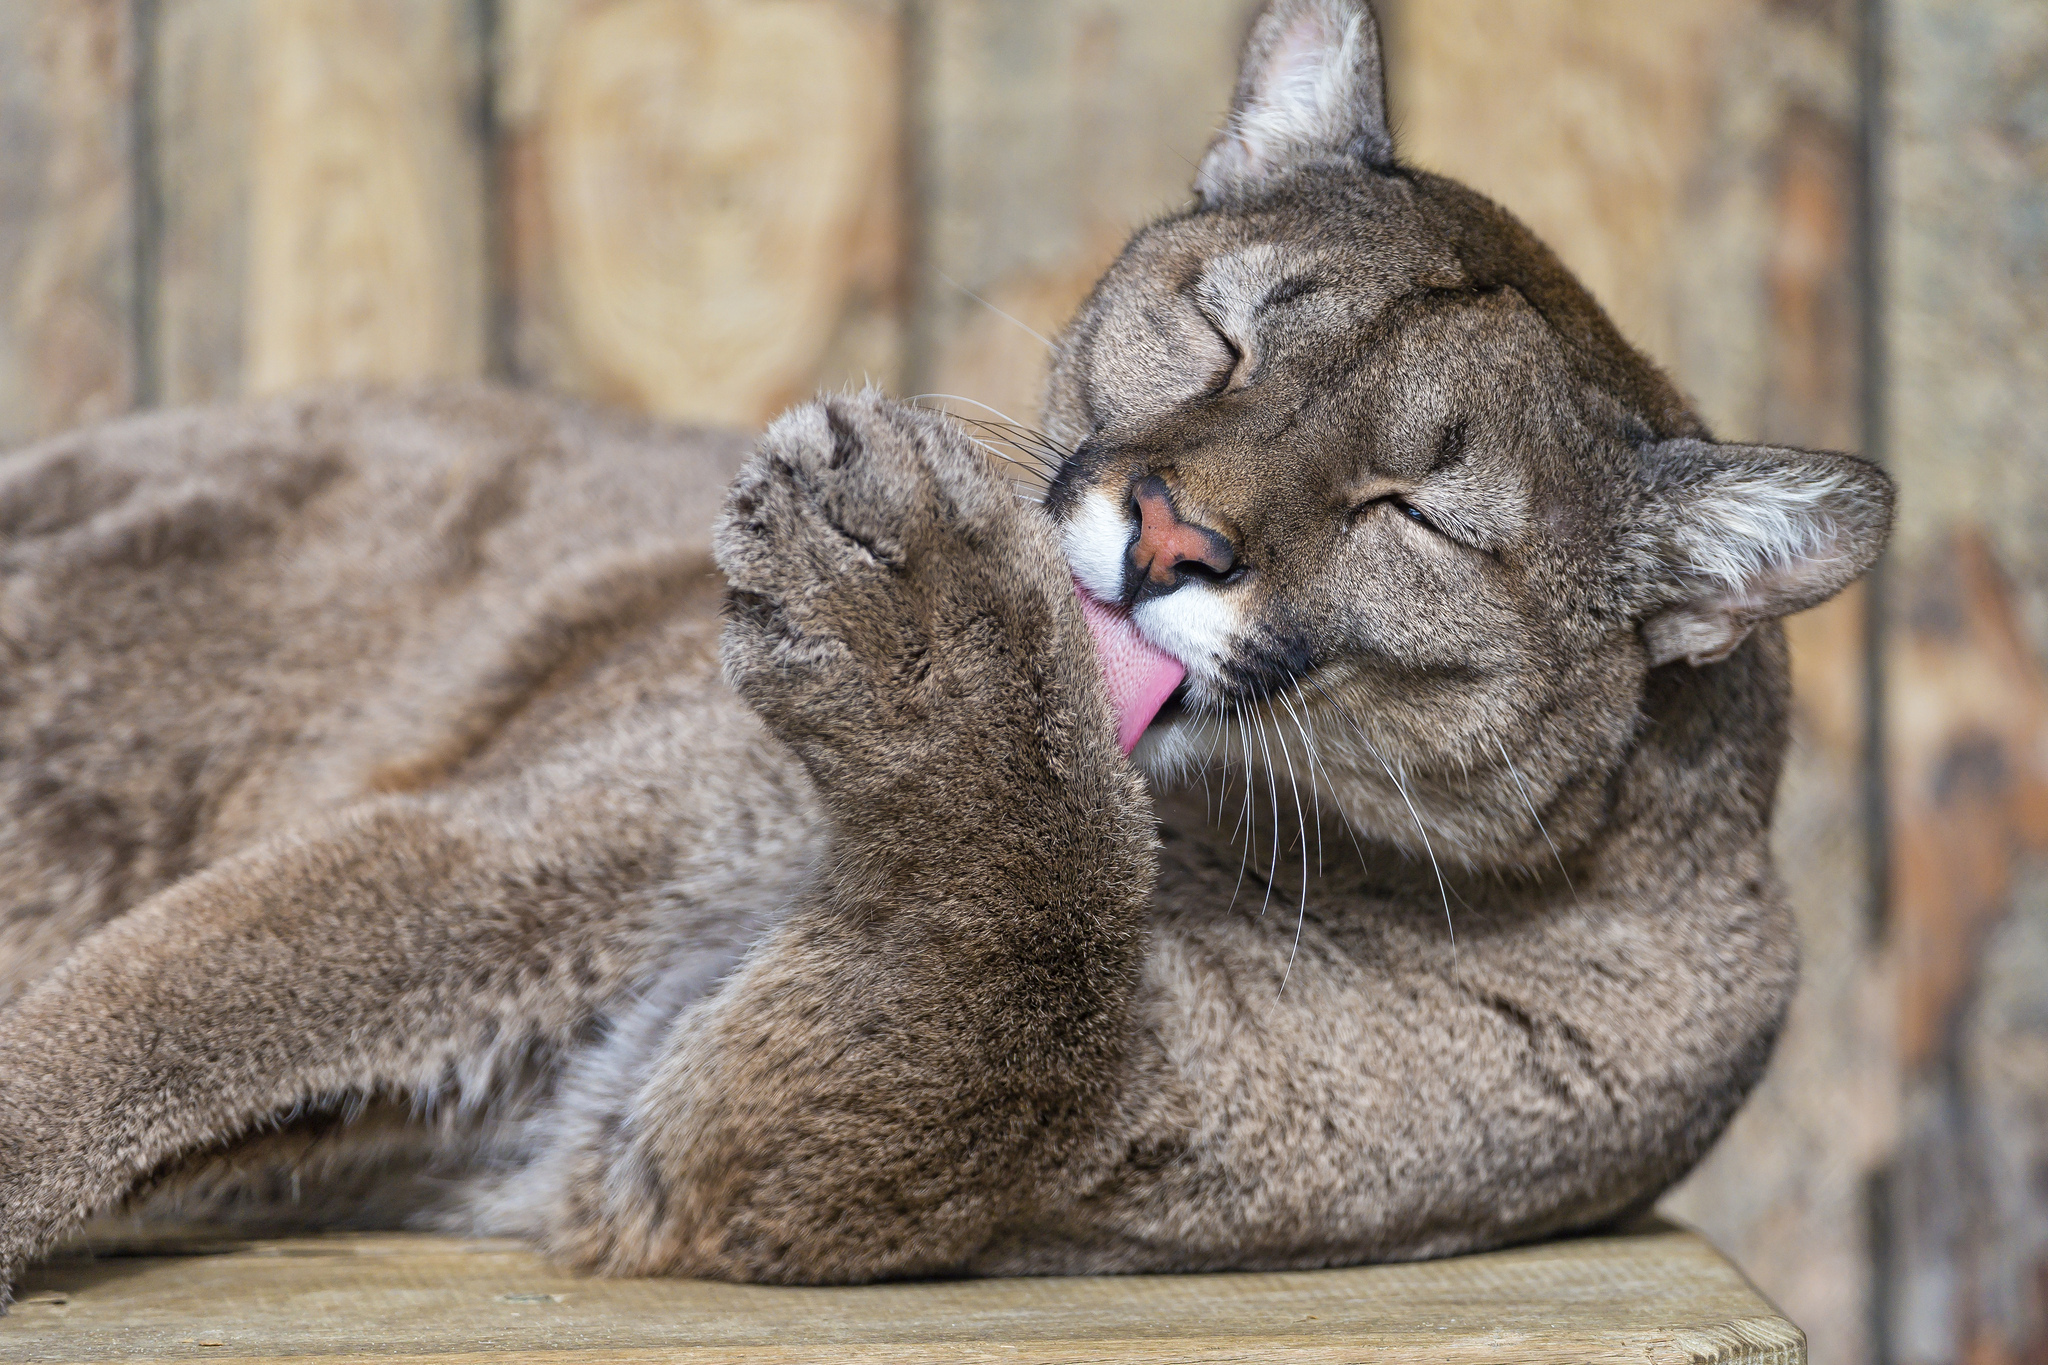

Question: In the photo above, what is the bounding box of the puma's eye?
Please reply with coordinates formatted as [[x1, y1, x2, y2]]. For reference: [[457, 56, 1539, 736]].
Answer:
[[1352, 495, 1439, 535], [1395, 500, 1436, 532], [1203, 322, 1245, 394]]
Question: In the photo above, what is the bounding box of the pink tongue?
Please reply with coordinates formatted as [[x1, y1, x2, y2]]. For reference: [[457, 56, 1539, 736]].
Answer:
[[1076, 584, 1187, 754]]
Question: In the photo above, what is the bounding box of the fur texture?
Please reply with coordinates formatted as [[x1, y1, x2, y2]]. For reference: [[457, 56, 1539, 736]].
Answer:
[[0, 0, 1891, 1299]]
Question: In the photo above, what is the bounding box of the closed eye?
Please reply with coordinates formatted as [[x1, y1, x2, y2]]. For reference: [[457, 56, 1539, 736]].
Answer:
[[1352, 495, 1441, 536], [1393, 499, 1436, 533], [1201, 320, 1245, 395]]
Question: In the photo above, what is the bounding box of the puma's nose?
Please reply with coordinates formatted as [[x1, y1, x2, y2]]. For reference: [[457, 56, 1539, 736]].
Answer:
[[1126, 475, 1237, 601]]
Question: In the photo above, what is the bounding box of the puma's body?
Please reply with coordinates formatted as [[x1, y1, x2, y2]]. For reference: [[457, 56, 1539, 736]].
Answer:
[[0, 383, 1791, 1273], [0, 0, 1889, 1293]]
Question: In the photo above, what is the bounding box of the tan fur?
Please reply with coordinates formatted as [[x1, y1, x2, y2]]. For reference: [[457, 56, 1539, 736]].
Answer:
[[0, 0, 1891, 1298]]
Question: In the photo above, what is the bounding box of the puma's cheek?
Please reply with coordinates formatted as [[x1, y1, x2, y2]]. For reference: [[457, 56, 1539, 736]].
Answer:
[[1061, 488, 1133, 604]]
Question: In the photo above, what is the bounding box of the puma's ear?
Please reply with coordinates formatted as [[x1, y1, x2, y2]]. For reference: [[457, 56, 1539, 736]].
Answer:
[[1194, 0, 1394, 205], [1640, 439, 1894, 668]]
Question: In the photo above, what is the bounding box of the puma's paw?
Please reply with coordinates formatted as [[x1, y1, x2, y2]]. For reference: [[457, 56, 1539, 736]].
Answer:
[[712, 391, 1113, 801]]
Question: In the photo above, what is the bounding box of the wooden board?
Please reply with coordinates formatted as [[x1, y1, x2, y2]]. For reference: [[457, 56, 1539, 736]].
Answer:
[[0, 0, 137, 442], [498, 0, 905, 427], [3, 1222, 1799, 1364], [1879, 1, 2048, 1358], [241, 0, 489, 394], [149, 0, 253, 406], [148, 0, 491, 404], [911, 0, 1247, 429]]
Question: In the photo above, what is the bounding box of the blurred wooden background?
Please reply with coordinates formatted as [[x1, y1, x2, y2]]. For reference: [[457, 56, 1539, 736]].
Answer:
[[0, 2, 2042, 1363]]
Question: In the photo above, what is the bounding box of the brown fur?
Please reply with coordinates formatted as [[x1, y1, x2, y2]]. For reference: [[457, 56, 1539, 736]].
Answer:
[[0, 0, 1891, 1299]]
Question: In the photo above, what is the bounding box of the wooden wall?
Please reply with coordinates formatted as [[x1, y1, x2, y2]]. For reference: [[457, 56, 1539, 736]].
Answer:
[[2, 0, 1249, 433], [0, 3, 2041, 1362]]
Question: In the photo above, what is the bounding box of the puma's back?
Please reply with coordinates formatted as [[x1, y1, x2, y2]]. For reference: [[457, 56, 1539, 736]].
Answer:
[[0, 385, 753, 1008]]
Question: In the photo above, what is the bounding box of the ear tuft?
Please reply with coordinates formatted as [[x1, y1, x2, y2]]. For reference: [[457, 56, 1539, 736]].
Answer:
[[1640, 440, 1894, 668], [1195, 0, 1394, 206]]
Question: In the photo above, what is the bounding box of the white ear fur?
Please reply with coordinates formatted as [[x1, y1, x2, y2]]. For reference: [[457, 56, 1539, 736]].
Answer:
[[1642, 441, 1893, 668], [1195, 0, 1394, 205]]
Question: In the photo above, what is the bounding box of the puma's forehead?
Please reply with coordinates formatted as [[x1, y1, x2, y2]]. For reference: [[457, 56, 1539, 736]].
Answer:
[[1142, 181, 1468, 320], [1062, 178, 1587, 450], [1060, 167, 1696, 456], [1190, 243, 1328, 339]]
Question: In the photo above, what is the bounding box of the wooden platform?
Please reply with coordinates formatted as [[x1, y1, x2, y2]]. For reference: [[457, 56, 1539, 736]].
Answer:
[[3, 1220, 1799, 1364]]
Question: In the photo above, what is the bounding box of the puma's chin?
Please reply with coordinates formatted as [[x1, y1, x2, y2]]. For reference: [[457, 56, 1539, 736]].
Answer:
[[1128, 687, 1212, 777]]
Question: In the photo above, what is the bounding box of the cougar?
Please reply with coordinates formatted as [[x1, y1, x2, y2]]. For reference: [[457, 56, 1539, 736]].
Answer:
[[0, 0, 1890, 1297]]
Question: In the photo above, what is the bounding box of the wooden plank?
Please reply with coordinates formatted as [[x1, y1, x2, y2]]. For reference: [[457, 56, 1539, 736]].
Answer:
[[239, 0, 490, 395], [1386, 6, 1881, 1363], [150, 0, 252, 406], [150, 0, 490, 402], [498, 0, 904, 428], [4, 1223, 1801, 1363], [0, 0, 137, 442], [912, 0, 1247, 429], [1395, 0, 1763, 373], [1880, 1, 2048, 1359]]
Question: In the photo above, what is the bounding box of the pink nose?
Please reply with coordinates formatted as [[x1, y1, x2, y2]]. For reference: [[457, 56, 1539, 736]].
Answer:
[[1127, 476, 1236, 599]]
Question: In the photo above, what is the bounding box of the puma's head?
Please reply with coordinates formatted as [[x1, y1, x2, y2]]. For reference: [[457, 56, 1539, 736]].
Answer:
[[1045, 0, 1892, 868]]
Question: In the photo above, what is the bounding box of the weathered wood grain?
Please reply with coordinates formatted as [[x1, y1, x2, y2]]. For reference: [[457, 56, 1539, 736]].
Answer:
[[1883, 533, 2048, 1365], [0, 1, 137, 442], [3, 1223, 1802, 1364], [1388, 6, 1882, 1363], [499, 0, 903, 427], [1396, 0, 1763, 373], [913, 0, 1247, 429], [150, 0, 491, 402], [150, 0, 252, 406], [240, 0, 489, 394], [1881, 3, 2048, 1359]]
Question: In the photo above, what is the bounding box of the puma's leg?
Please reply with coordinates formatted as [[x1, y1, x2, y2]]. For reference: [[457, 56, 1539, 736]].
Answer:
[[526, 393, 1156, 1283], [0, 762, 801, 1301]]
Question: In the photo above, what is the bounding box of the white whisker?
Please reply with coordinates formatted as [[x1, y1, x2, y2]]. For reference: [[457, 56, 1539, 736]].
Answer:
[[1266, 703, 1312, 999], [1229, 702, 1257, 913], [935, 269, 1056, 352], [1351, 719, 1458, 967], [1252, 710, 1283, 918], [1276, 686, 1327, 876], [909, 393, 1036, 429], [1495, 735, 1576, 895]]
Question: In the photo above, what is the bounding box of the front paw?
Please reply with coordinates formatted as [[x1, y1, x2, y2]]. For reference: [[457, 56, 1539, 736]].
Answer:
[[712, 392, 1115, 803]]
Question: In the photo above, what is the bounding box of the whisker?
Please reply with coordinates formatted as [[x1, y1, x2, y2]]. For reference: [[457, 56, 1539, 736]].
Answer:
[[1277, 686, 1328, 876], [1351, 720, 1458, 967], [955, 417, 1061, 476], [1229, 702, 1257, 913], [1266, 704, 1311, 912], [1266, 705, 1313, 999], [935, 268, 1056, 352], [1495, 735, 1576, 895], [980, 420, 1077, 465], [1226, 702, 1251, 843], [1252, 710, 1284, 918], [909, 393, 1039, 429], [1196, 703, 1220, 822], [1296, 680, 1381, 878], [966, 438, 1049, 479]]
